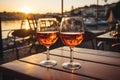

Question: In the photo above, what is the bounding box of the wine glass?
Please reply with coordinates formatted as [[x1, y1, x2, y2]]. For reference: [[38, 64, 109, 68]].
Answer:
[[36, 18, 59, 67], [60, 17, 84, 70]]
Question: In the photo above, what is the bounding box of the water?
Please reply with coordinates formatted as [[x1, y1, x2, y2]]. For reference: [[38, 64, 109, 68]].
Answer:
[[1, 19, 110, 39], [1, 20, 29, 39], [1, 18, 57, 39]]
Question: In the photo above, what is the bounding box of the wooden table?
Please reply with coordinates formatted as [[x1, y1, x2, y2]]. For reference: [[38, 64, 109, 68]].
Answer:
[[96, 32, 120, 50], [0, 46, 120, 80], [96, 32, 119, 41]]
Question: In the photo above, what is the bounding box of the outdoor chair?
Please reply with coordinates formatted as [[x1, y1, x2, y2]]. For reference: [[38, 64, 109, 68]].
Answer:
[[111, 42, 120, 51], [7, 29, 34, 59]]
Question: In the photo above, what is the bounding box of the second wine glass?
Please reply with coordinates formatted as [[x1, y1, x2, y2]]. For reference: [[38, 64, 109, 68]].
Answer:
[[37, 18, 59, 67], [60, 17, 84, 70]]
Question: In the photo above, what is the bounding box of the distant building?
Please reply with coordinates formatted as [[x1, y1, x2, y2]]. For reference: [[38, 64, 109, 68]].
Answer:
[[63, 1, 118, 19]]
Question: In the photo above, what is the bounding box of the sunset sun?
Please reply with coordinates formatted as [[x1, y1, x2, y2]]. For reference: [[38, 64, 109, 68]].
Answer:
[[21, 7, 32, 13]]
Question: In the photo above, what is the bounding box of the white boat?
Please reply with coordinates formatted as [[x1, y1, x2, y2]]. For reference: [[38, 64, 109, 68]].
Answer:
[[84, 17, 108, 26]]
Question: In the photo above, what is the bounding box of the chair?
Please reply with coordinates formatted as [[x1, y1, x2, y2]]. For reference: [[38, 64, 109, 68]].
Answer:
[[111, 43, 120, 52], [84, 31, 96, 48], [7, 29, 34, 59], [6, 15, 37, 59]]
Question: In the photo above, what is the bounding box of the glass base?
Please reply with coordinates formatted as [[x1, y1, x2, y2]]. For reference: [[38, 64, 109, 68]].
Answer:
[[40, 60, 57, 68], [62, 62, 81, 70]]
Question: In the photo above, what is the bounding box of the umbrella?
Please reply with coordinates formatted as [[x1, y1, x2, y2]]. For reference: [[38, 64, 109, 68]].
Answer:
[[112, 1, 120, 20], [107, 10, 116, 22]]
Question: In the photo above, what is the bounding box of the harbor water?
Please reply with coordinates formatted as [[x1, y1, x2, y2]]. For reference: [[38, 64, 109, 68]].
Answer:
[[1, 19, 110, 39], [2, 20, 29, 39]]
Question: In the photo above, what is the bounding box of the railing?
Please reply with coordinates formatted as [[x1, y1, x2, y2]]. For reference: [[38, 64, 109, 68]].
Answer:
[[0, 17, 3, 59]]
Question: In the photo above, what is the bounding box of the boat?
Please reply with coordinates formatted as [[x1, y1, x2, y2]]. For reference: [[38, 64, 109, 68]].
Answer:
[[84, 17, 108, 26]]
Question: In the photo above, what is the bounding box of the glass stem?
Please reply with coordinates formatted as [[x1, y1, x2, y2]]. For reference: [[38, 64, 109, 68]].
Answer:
[[46, 46, 50, 61], [70, 47, 73, 63]]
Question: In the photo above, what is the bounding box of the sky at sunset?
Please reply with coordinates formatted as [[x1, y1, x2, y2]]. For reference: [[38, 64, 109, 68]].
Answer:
[[0, 0, 119, 13]]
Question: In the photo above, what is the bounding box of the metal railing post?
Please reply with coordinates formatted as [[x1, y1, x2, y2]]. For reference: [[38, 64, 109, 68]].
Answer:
[[0, 17, 3, 59], [61, 0, 63, 17]]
